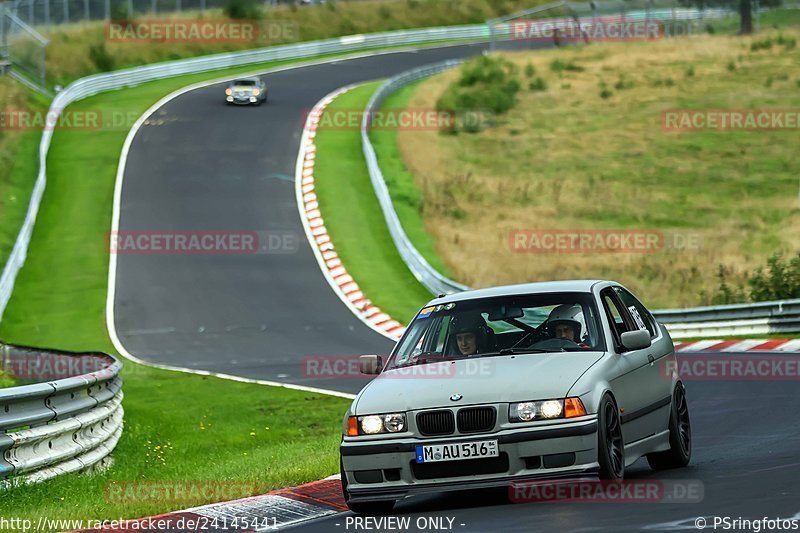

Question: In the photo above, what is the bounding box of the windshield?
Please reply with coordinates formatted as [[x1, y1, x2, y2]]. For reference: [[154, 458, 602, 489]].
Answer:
[[233, 79, 258, 87], [387, 292, 605, 370]]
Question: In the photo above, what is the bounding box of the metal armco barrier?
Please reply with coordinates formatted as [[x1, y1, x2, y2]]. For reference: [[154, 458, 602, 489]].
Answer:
[[0, 342, 123, 487], [652, 299, 800, 338], [361, 60, 470, 296]]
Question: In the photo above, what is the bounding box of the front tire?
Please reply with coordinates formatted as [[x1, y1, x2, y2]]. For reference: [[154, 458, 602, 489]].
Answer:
[[647, 382, 691, 470], [340, 458, 395, 515], [597, 394, 624, 479]]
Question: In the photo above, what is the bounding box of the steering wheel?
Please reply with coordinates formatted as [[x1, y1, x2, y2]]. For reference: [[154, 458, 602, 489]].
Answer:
[[529, 337, 582, 351]]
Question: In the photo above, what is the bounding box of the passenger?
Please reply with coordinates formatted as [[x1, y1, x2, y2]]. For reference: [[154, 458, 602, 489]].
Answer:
[[546, 305, 589, 347], [448, 313, 491, 356]]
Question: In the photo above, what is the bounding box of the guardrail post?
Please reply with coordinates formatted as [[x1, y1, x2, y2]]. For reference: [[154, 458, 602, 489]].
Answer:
[[0, 5, 7, 63]]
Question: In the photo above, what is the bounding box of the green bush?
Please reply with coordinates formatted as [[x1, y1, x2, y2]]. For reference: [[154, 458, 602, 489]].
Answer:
[[613, 75, 634, 90], [749, 253, 800, 301], [224, 0, 262, 20], [88, 42, 115, 72], [550, 59, 584, 72], [529, 76, 547, 91], [751, 37, 773, 51], [436, 55, 521, 133], [524, 63, 536, 78], [777, 34, 797, 49], [711, 253, 800, 303]]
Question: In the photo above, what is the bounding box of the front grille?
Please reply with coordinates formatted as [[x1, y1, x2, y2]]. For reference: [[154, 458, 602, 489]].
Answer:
[[411, 453, 509, 480], [416, 410, 455, 436], [457, 407, 496, 433]]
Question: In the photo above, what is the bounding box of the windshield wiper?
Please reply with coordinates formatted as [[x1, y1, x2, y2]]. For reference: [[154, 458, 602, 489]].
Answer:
[[481, 348, 559, 357]]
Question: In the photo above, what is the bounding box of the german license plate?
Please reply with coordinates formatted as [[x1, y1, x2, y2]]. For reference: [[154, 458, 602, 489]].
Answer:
[[415, 440, 498, 463]]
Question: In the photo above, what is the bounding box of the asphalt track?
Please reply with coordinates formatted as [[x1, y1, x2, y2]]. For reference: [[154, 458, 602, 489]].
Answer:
[[112, 42, 800, 530], [113, 42, 507, 394]]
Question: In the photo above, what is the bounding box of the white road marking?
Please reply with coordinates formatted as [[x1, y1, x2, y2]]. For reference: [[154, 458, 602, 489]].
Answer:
[[775, 339, 800, 352]]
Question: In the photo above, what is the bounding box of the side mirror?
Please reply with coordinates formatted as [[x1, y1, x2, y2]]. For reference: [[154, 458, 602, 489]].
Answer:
[[359, 354, 383, 375], [620, 330, 652, 352]]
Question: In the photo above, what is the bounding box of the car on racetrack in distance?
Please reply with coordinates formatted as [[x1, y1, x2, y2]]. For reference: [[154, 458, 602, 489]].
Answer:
[[225, 77, 268, 105], [339, 280, 691, 514]]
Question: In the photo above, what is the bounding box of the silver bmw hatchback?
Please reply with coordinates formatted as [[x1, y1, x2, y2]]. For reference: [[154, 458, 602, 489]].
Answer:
[[340, 280, 691, 514]]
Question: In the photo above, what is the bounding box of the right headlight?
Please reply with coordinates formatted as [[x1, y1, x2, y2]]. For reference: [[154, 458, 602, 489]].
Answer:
[[509, 397, 586, 422]]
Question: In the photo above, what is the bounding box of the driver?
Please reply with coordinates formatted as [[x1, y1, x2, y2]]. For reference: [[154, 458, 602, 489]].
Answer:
[[449, 313, 490, 356], [546, 305, 590, 348]]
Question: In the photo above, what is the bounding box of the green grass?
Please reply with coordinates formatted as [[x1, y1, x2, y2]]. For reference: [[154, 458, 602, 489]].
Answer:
[[0, 55, 374, 522], [370, 81, 455, 279], [0, 370, 16, 388], [312, 83, 432, 324], [393, 31, 800, 308], [0, 131, 40, 275], [0, 79, 50, 278], [707, 8, 800, 34]]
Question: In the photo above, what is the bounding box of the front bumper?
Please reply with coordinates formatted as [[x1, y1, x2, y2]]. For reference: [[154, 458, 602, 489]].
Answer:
[[226, 95, 260, 104], [340, 417, 599, 503]]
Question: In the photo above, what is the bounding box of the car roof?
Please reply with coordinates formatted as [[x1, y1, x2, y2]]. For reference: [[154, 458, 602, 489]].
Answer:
[[426, 280, 616, 306]]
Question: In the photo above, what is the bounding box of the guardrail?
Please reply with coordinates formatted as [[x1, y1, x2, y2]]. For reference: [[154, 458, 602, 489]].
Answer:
[[0, 342, 123, 487], [362, 59, 470, 296], [652, 299, 800, 338]]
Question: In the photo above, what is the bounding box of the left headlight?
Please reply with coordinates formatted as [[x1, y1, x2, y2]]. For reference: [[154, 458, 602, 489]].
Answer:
[[509, 397, 586, 422], [347, 413, 406, 436]]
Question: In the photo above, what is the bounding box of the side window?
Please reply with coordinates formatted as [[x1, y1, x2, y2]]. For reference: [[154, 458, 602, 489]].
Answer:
[[600, 289, 635, 346], [613, 287, 657, 338]]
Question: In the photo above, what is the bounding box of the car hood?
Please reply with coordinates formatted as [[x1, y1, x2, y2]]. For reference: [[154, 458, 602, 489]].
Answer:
[[353, 351, 605, 414]]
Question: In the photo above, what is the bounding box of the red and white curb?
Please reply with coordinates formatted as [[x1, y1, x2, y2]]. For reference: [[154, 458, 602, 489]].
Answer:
[[674, 339, 800, 352], [294, 85, 406, 342], [75, 476, 346, 532]]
